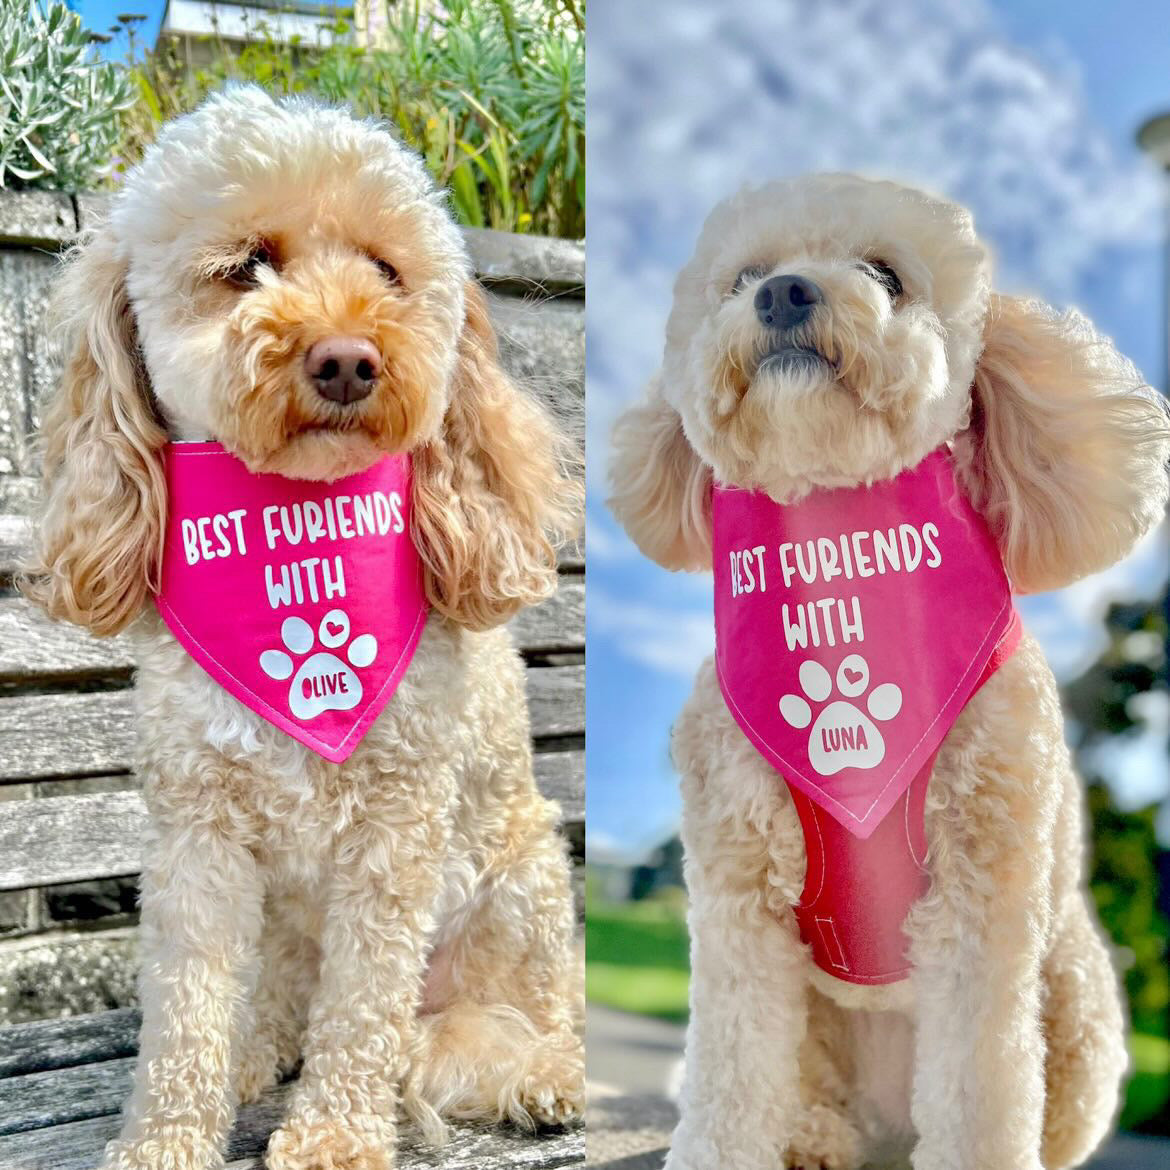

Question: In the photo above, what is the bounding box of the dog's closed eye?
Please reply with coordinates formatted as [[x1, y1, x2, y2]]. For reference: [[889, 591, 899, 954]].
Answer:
[[731, 264, 768, 295], [220, 240, 280, 289], [368, 255, 401, 288]]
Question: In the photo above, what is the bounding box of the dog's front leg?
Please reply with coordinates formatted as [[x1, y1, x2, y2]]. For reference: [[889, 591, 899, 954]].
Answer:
[[266, 809, 446, 1170], [667, 770, 811, 1170], [908, 891, 1050, 1170], [667, 894, 809, 1170], [101, 820, 265, 1170], [666, 668, 814, 1170], [906, 706, 1058, 1170]]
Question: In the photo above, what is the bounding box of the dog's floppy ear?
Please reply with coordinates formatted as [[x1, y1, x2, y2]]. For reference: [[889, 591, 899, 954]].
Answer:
[[19, 231, 167, 635], [608, 374, 711, 570], [954, 293, 1170, 593], [412, 280, 581, 630]]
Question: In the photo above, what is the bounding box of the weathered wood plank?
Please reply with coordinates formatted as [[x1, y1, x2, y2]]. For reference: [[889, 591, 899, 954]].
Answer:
[[526, 665, 585, 740], [0, 252, 57, 480], [533, 750, 584, 819], [0, 602, 134, 680], [0, 510, 31, 576], [463, 227, 584, 293], [559, 540, 584, 574], [0, 666, 580, 784], [509, 584, 585, 656], [0, 1072, 582, 1167], [0, 748, 582, 890], [0, 1008, 139, 1079], [490, 295, 583, 401], [0, 1055, 133, 1135], [0, 583, 582, 682], [0, 793, 143, 891], [0, 692, 135, 781], [0, 191, 76, 248]]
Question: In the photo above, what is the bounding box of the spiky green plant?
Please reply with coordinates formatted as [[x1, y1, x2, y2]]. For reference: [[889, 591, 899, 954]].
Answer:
[[115, 0, 584, 237], [0, 0, 135, 189]]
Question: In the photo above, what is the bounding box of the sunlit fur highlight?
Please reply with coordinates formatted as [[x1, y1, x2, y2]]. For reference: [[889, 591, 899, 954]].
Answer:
[[19, 87, 582, 1170], [955, 293, 1170, 592], [608, 375, 711, 570], [609, 174, 1162, 1170]]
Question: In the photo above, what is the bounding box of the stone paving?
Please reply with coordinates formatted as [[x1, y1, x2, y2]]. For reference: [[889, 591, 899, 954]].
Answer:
[[585, 1004, 1170, 1169]]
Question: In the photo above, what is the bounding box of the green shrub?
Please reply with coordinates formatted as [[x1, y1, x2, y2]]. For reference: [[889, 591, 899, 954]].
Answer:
[[0, 0, 135, 189], [118, 0, 584, 237]]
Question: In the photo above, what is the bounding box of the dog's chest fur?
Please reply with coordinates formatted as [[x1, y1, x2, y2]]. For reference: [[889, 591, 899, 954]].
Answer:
[[843, 1005, 917, 1158], [128, 614, 524, 896], [676, 635, 1063, 1150]]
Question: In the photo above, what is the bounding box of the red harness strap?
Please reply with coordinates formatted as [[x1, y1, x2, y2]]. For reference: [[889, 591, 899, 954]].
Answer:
[[787, 610, 1023, 984]]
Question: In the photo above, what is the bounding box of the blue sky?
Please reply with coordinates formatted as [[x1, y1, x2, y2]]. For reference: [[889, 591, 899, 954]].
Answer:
[[586, 0, 1170, 854], [71, 0, 164, 51]]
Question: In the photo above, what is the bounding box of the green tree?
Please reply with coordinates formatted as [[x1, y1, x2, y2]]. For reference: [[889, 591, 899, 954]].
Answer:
[[1063, 589, 1170, 1129]]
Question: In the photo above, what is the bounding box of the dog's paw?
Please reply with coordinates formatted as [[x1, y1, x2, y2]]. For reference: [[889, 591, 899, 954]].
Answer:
[[521, 1059, 584, 1128], [266, 1116, 394, 1170], [784, 1103, 863, 1170], [520, 1073, 584, 1128], [99, 1127, 222, 1170]]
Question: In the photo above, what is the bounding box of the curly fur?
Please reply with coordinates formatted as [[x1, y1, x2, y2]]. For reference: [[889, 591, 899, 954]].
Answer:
[[20, 230, 168, 635], [956, 293, 1170, 593], [609, 373, 712, 571], [608, 173, 1167, 1169], [21, 87, 582, 1170], [413, 282, 580, 629]]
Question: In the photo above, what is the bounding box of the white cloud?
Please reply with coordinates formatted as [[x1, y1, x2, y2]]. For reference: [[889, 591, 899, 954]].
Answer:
[[589, 585, 715, 678], [583, 505, 632, 564], [587, 0, 1166, 709], [1017, 521, 1170, 681], [587, 0, 1161, 463]]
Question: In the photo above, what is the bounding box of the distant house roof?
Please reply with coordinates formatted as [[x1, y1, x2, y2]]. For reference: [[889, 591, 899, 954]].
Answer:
[[158, 0, 353, 46]]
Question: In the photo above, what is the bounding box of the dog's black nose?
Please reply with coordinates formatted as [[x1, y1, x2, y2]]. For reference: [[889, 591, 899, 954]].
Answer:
[[754, 275, 823, 331], [304, 336, 382, 405]]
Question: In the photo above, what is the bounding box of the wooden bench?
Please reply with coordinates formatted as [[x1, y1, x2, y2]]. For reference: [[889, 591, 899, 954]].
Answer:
[[0, 191, 584, 1168]]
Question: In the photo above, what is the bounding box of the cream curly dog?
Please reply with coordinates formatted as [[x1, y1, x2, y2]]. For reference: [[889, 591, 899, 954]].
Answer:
[[609, 175, 1169, 1169], [21, 88, 582, 1170]]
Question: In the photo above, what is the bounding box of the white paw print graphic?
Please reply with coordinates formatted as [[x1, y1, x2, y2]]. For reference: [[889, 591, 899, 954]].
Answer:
[[778, 654, 902, 776], [259, 609, 378, 721]]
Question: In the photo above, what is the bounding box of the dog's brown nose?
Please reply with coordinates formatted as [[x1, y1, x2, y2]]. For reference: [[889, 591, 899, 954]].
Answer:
[[304, 337, 382, 405]]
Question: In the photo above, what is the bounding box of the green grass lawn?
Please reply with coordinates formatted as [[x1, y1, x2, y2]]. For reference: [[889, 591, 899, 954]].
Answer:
[[586, 892, 1170, 1131], [585, 892, 691, 1022]]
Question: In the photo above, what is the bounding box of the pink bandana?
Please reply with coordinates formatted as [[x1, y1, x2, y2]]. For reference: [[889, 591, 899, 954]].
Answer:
[[154, 443, 427, 762], [713, 447, 1020, 982]]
